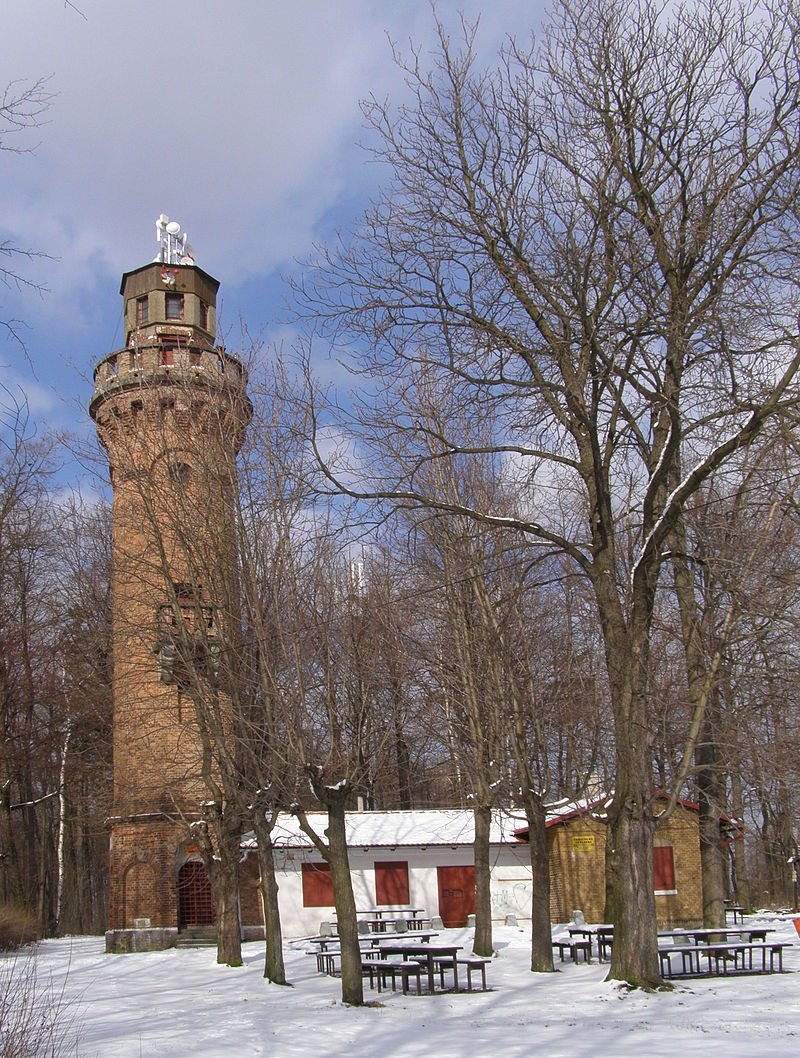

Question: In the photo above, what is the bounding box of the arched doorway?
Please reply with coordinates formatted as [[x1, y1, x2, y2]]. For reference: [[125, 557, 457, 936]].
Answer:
[[177, 860, 215, 927]]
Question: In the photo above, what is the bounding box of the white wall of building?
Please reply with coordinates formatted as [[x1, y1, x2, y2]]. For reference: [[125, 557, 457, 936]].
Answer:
[[272, 844, 533, 938]]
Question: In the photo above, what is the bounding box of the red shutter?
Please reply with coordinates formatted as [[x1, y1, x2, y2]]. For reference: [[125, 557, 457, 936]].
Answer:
[[301, 862, 334, 907], [375, 860, 410, 905], [653, 846, 675, 890]]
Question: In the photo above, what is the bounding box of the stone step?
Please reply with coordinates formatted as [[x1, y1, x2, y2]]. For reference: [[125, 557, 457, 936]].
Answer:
[[175, 926, 218, 948]]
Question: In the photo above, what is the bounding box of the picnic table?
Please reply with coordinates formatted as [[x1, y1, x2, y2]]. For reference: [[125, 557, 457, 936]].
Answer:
[[331, 908, 430, 933], [724, 901, 746, 924], [562, 922, 774, 969], [658, 939, 791, 977], [351, 907, 426, 919], [310, 929, 439, 954], [566, 925, 614, 960], [373, 943, 463, 993], [660, 926, 774, 945]]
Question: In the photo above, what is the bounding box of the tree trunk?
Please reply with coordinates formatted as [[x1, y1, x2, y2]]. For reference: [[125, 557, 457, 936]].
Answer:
[[325, 798, 364, 1006], [593, 556, 662, 986], [523, 794, 554, 972], [214, 822, 244, 967], [252, 813, 287, 985], [197, 809, 244, 968], [669, 525, 728, 929], [473, 803, 493, 957], [606, 798, 660, 988], [729, 771, 750, 911], [697, 709, 726, 928], [393, 715, 412, 810]]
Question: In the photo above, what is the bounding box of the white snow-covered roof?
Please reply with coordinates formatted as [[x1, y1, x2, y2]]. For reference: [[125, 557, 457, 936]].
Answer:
[[544, 794, 613, 826], [241, 808, 529, 850]]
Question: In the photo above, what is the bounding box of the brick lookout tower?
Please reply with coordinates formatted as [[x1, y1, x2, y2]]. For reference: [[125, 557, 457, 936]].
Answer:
[[91, 217, 250, 953]]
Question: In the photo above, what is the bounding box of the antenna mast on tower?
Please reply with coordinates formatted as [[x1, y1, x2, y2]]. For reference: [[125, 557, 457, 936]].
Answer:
[[155, 213, 195, 266]]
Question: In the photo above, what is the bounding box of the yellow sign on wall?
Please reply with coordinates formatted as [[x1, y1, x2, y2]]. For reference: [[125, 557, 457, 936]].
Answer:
[[571, 834, 596, 852]]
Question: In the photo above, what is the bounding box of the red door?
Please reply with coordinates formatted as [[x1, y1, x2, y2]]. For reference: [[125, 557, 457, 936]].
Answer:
[[178, 861, 216, 926], [436, 865, 475, 927]]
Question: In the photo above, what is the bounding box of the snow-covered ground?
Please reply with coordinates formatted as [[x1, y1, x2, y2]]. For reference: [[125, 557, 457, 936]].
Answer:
[[10, 912, 800, 1058]]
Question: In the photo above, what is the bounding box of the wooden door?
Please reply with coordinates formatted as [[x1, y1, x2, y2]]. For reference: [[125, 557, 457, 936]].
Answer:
[[436, 865, 475, 927]]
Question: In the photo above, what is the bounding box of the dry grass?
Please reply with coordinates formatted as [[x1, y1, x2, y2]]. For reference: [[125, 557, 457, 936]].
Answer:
[[0, 907, 42, 953], [0, 948, 82, 1057]]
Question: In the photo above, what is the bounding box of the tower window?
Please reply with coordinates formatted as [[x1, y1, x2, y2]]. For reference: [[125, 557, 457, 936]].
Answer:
[[136, 296, 149, 325], [165, 293, 184, 320], [199, 300, 210, 330], [170, 462, 190, 491], [190, 349, 202, 368], [161, 348, 175, 366]]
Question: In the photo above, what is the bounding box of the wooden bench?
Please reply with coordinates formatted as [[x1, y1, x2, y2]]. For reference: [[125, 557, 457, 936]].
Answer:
[[364, 958, 424, 994], [456, 957, 491, 991], [658, 941, 792, 978], [553, 939, 591, 963], [406, 916, 433, 931], [430, 955, 490, 991], [313, 949, 340, 975]]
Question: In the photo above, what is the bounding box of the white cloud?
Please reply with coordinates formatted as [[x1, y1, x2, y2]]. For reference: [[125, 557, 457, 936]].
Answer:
[[0, 362, 59, 415]]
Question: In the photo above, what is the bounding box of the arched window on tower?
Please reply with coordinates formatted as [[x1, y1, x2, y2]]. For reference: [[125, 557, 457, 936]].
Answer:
[[169, 461, 190, 491]]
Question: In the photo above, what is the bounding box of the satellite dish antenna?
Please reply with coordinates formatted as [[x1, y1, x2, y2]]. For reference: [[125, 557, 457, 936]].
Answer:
[[166, 221, 181, 235]]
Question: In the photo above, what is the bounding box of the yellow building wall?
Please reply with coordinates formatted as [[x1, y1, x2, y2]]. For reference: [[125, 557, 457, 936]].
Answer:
[[547, 805, 704, 927]]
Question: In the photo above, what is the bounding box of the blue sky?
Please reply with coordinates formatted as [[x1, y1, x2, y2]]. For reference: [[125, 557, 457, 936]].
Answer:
[[1, 0, 542, 489]]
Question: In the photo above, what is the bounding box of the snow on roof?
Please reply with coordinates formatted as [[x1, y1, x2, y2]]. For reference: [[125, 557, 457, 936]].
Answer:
[[544, 794, 614, 828], [241, 808, 529, 850]]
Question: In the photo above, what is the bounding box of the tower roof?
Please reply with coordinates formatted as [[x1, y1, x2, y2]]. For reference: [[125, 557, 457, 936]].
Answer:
[[119, 262, 220, 296]]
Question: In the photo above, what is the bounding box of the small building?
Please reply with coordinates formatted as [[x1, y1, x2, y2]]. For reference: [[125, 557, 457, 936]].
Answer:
[[239, 809, 532, 938], [239, 797, 728, 938], [542, 795, 717, 929]]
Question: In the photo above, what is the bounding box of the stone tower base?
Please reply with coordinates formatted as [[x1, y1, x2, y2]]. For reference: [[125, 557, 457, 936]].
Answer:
[[105, 927, 178, 954]]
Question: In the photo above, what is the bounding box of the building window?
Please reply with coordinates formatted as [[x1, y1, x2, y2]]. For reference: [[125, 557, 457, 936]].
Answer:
[[653, 845, 676, 894], [199, 299, 210, 330], [170, 462, 190, 491], [173, 581, 196, 602], [301, 862, 334, 907], [136, 296, 149, 325], [190, 349, 202, 368], [165, 293, 184, 320], [161, 347, 175, 366], [375, 861, 410, 906]]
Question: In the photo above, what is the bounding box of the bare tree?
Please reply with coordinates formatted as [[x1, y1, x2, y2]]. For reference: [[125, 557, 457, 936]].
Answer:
[[299, 0, 800, 985], [1, 78, 53, 346]]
